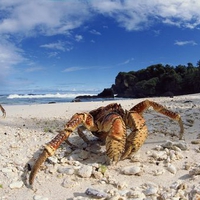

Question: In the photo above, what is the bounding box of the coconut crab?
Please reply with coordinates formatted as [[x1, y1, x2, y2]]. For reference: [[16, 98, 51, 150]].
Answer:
[[0, 104, 6, 118], [29, 99, 184, 185]]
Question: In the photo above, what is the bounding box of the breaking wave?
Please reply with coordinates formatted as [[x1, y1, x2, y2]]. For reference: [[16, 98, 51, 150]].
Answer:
[[7, 92, 96, 99]]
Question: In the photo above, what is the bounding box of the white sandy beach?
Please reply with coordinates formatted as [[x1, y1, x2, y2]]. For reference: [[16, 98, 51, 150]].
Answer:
[[0, 95, 200, 200]]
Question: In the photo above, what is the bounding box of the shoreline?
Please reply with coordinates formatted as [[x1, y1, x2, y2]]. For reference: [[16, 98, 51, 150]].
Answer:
[[1, 95, 200, 199]]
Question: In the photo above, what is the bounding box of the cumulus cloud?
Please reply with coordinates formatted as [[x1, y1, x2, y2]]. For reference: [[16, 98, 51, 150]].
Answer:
[[1, 0, 200, 36], [1, 0, 200, 85], [0, 1, 91, 35], [90, 0, 200, 30]]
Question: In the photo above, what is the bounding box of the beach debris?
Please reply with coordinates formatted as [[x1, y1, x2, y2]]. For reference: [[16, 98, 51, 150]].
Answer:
[[85, 188, 107, 199]]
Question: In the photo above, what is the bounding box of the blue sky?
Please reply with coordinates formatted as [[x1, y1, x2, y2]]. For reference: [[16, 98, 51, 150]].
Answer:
[[0, 0, 200, 94]]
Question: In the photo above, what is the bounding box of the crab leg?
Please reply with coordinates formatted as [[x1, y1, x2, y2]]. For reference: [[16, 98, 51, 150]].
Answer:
[[121, 111, 148, 160], [130, 100, 184, 139], [102, 113, 126, 163], [0, 104, 6, 118], [29, 113, 95, 185]]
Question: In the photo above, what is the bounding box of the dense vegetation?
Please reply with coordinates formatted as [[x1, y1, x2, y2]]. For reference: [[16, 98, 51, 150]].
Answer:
[[111, 61, 200, 98]]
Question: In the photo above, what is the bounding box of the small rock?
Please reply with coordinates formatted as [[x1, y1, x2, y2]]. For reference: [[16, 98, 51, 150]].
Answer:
[[77, 165, 93, 178], [47, 156, 58, 164], [151, 151, 167, 160], [127, 190, 146, 199], [161, 140, 187, 151], [2, 168, 13, 174], [189, 166, 200, 175], [85, 188, 107, 199], [121, 165, 141, 175], [167, 164, 177, 174], [191, 139, 200, 144], [116, 181, 128, 189], [62, 178, 78, 188], [9, 181, 24, 189], [92, 170, 103, 179], [79, 150, 90, 160], [143, 183, 158, 196], [57, 167, 74, 175], [33, 195, 49, 200], [152, 169, 165, 176]]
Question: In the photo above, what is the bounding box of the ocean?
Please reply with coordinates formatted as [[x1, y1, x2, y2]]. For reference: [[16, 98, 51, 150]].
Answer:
[[0, 92, 116, 105]]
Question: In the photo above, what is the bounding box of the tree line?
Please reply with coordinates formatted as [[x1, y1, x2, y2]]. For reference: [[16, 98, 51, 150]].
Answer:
[[111, 61, 200, 98]]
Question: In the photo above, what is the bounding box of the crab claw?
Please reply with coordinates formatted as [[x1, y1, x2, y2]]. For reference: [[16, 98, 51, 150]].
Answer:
[[29, 149, 50, 185], [29, 130, 70, 185]]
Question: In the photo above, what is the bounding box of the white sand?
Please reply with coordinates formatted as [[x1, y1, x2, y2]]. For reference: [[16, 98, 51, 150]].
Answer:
[[0, 95, 200, 199]]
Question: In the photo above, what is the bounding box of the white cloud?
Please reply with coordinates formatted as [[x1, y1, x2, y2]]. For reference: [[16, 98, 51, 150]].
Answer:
[[47, 52, 59, 58], [63, 65, 112, 73], [40, 41, 73, 52], [75, 34, 83, 42], [0, 38, 25, 76], [1, 0, 200, 85], [118, 58, 134, 66], [26, 67, 45, 72], [90, 29, 102, 35], [1, 0, 200, 36], [0, 1, 91, 36], [62, 67, 86, 72], [174, 40, 197, 46], [90, 0, 200, 30]]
